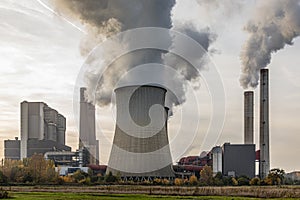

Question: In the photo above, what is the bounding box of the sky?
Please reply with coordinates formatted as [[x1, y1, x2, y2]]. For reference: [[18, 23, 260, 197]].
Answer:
[[0, 0, 299, 172]]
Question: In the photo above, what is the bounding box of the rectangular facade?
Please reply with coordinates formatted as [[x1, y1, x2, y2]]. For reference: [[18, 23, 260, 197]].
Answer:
[[4, 140, 20, 160], [4, 139, 71, 160], [19, 101, 68, 159], [222, 143, 255, 178], [26, 139, 71, 157]]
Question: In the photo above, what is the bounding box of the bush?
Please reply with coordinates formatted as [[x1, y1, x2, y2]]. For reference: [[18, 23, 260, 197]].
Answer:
[[189, 175, 198, 186], [237, 176, 250, 186], [104, 171, 117, 183], [54, 176, 64, 185], [199, 165, 213, 185], [264, 168, 285, 185], [213, 172, 224, 186], [142, 180, 151, 185], [85, 177, 91, 185], [61, 175, 74, 183], [174, 178, 183, 186], [250, 177, 260, 186], [213, 178, 224, 186], [231, 177, 238, 186], [153, 178, 161, 185], [72, 170, 88, 183], [162, 179, 170, 185]]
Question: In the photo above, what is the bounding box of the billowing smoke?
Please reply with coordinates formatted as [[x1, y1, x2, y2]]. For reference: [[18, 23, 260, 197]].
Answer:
[[240, 0, 300, 89], [164, 24, 217, 107], [53, 0, 216, 107], [54, 0, 175, 56]]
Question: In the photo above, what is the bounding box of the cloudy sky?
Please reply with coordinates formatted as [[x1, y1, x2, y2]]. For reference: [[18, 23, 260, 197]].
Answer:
[[0, 0, 299, 172]]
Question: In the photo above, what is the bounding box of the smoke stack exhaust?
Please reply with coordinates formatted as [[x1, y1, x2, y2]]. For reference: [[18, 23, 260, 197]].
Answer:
[[244, 91, 254, 144], [259, 69, 270, 179]]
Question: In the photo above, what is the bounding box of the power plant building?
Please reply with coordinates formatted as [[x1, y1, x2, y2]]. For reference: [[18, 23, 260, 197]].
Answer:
[[4, 101, 71, 160], [222, 143, 255, 178], [4, 138, 20, 160], [107, 85, 174, 179]]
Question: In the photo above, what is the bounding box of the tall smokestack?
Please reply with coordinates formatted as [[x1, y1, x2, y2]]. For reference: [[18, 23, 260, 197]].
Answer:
[[244, 91, 254, 144], [79, 87, 98, 164], [259, 69, 270, 179]]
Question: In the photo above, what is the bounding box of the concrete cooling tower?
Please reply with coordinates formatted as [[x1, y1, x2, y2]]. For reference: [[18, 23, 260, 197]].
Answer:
[[107, 85, 174, 179]]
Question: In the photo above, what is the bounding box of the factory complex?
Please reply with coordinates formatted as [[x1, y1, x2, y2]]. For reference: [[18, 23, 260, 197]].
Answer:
[[4, 69, 271, 180]]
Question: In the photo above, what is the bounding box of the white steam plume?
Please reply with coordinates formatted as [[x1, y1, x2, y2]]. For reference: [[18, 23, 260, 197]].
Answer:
[[53, 0, 217, 107], [240, 0, 300, 89]]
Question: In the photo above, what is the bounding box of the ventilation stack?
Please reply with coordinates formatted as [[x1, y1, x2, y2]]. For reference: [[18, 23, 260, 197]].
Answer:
[[79, 87, 98, 165], [259, 69, 270, 179], [107, 85, 174, 179], [244, 91, 254, 144]]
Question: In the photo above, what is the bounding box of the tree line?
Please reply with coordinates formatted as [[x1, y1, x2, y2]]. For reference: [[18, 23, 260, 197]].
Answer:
[[0, 155, 298, 186]]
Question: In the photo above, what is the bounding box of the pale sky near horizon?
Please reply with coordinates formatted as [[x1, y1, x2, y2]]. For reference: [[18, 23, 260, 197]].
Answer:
[[0, 0, 299, 172]]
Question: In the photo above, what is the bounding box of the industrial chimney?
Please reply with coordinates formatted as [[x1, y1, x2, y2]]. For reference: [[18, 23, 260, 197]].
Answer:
[[79, 87, 99, 165], [244, 91, 254, 144], [259, 69, 270, 179], [107, 85, 174, 179]]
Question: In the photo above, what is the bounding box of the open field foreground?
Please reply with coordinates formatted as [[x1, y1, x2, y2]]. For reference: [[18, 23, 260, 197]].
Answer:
[[9, 192, 300, 200], [2, 185, 300, 199]]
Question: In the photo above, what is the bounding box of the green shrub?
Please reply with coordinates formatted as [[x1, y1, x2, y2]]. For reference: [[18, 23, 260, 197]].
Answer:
[[104, 171, 118, 183], [237, 176, 250, 186]]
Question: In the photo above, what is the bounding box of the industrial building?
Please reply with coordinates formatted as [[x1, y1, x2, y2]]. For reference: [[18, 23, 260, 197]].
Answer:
[[4, 101, 71, 160], [107, 85, 174, 179], [5, 88, 100, 169], [222, 143, 255, 178], [44, 148, 90, 167], [43, 88, 100, 169], [4, 138, 20, 160], [174, 143, 255, 179], [79, 87, 99, 165]]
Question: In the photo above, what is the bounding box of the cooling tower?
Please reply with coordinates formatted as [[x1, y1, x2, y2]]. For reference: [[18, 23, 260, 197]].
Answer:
[[107, 85, 174, 179], [244, 91, 254, 144], [259, 69, 270, 179]]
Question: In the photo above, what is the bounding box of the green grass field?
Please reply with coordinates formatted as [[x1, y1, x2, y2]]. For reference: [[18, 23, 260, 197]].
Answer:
[[10, 192, 300, 200]]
